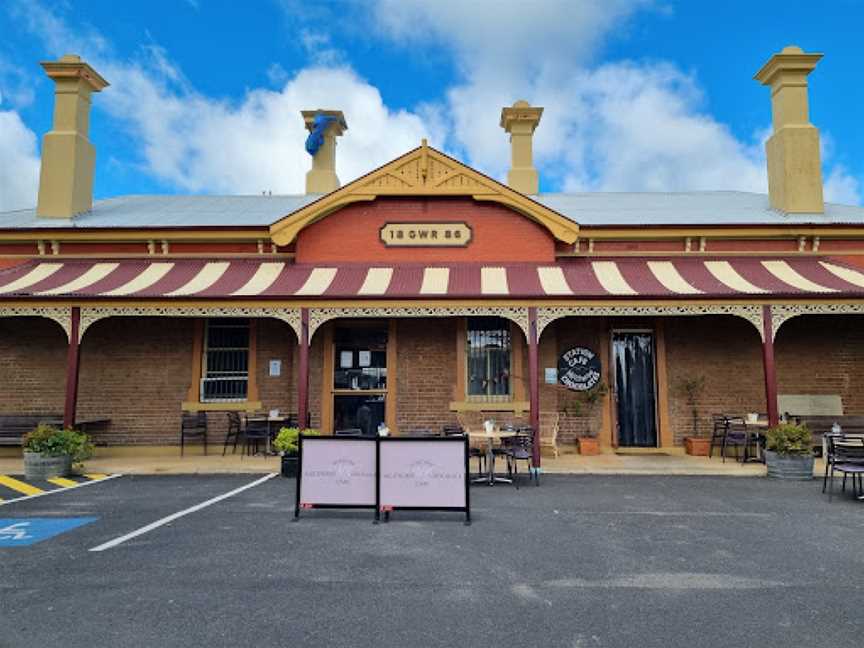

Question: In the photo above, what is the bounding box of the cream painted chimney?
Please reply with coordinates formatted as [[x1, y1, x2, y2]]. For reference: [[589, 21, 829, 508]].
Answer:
[[302, 110, 347, 194], [500, 100, 543, 195], [36, 55, 109, 219], [754, 45, 824, 213]]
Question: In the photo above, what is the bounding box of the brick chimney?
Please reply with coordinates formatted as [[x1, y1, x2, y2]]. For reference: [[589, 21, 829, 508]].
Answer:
[[302, 110, 347, 194], [754, 45, 824, 213], [36, 55, 109, 219], [500, 100, 543, 195]]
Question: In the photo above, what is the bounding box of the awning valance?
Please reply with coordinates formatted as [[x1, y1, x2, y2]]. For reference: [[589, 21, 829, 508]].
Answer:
[[1, 257, 864, 300]]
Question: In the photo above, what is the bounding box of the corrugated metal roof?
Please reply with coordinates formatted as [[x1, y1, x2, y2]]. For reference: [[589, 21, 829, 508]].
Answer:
[[534, 191, 864, 226], [1, 190, 863, 230], [0, 194, 319, 229]]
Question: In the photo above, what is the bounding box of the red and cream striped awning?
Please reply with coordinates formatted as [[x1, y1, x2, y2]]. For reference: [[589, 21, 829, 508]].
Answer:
[[1, 257, 864, 300]]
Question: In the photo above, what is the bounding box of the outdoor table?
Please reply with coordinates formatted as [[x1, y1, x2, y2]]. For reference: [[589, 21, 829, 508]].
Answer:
[[743, 420, 768, 463], [467, 428, 517, 486]]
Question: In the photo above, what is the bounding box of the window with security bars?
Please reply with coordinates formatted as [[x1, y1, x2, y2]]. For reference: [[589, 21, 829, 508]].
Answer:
[[466, 317, 511, 400], [201, 318, 250, 402]]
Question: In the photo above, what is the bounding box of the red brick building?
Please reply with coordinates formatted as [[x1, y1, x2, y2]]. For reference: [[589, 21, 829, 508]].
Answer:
[[3, 48, 864, 463]]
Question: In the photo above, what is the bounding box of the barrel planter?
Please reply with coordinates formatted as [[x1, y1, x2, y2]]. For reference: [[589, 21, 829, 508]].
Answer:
[[23, 452, 72, 480], [281, 455, 298, 478], [764, 450, 814, 480]]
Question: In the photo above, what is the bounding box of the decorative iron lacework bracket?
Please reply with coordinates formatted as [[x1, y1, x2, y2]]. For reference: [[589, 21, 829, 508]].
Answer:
[[536, 305, 766, 341], [0, 307, 72, 341], [78, 307, 302, 342], [307, 306, 531, 339], [770, 303, 864, 341]]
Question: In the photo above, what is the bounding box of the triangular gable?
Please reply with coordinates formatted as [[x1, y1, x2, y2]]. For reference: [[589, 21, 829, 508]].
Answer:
[[269, 141, 580, 245]]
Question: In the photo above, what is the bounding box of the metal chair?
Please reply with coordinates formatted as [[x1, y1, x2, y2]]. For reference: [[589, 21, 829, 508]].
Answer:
[[335, 428, 363, 436], [826, 436, 864, 501], [708, 414, 728, 459], [720, 417, 748, 463], [223, 411, 242, 456], [242, 417, 269, 457], [180, 411, 208, 456], [505, 427, 538, 488], [409, 428, 439, 437]]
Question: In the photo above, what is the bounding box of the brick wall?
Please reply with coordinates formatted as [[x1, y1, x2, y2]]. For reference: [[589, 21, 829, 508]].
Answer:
[[296, 197, 555, 264], [395, 318, 459, 433], [664, 315, 764, 445], [0, 317, 67, 415], [543, 318, 606, 445], [775, 315, 864, 415], [77, 317, 195, 444]]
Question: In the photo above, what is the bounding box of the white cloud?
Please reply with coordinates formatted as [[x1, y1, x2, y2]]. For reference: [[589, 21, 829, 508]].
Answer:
[[371, 0, 861, 203], [2, 0, 860, 207], [0, 108, 40, 211]]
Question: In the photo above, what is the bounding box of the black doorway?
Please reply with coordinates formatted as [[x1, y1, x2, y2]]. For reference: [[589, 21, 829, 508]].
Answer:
[[613, 331, 658, 447]]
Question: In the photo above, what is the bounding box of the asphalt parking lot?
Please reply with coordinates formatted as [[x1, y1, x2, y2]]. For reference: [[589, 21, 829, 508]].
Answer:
[[1, 473, 862, 648]]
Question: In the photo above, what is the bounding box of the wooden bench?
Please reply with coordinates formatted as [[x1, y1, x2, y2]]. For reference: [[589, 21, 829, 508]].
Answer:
[[0, 414, 63, 446], [789, 415, 864, 456]]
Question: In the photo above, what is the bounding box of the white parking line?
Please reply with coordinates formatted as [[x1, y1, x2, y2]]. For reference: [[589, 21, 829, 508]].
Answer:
[[89, 473, 278, 552], [0, 474, 123, 507]]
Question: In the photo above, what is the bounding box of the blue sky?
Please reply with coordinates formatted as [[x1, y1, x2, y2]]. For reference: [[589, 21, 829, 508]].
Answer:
[[1, 0, 862, 210]]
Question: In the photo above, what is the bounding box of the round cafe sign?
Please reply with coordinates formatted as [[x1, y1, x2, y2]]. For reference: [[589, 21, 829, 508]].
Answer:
[[558, 347, 601, 391]]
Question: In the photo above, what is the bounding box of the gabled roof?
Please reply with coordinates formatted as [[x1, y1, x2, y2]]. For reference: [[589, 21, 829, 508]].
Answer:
[[268, 142, 581, 245]]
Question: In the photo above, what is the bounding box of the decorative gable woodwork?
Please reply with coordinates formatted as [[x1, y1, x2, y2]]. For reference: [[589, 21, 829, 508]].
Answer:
[[269, 141, 580, 245]]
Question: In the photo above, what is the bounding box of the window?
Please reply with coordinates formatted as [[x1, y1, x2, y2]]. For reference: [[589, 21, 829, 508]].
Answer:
[[201, 318, 250, 402], [466, 317, 511, 400]]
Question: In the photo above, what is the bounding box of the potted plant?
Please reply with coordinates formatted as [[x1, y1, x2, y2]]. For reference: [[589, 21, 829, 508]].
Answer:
[[274, 427, 319, 478], [23, 424, 94, 480], [764, 423, 814, 480], [675, 375, 709, 455], [556, 382, 608, 455]]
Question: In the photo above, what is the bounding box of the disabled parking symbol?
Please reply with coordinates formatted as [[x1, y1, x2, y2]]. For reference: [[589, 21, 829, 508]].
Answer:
[[0, 517, 98, 547]]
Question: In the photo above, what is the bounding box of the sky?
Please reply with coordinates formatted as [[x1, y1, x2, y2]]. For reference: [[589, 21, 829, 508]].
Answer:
[[0, 0, 862, 212]]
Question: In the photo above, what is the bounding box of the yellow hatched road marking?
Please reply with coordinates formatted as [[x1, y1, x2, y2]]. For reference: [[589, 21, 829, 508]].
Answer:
[[84, 473, 108, 480], [0, 475, 45, 496], [47, 477, 79, 488]]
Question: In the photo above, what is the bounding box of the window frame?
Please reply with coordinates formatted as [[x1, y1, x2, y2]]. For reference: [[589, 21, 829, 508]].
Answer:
[[200, 318, 251, 403], [465, 316, 514, 403]]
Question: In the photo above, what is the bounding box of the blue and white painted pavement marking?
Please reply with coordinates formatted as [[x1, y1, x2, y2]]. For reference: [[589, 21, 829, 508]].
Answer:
[[0, 517, 98, 547]]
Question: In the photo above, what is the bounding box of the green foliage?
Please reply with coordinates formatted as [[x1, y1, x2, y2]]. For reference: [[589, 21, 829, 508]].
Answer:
[[765, 423, 813, 456], [273, 427, 320, 455], [674, 375, 706, 406], [558, 382, 609, 416], [23, 424, 94, 463]]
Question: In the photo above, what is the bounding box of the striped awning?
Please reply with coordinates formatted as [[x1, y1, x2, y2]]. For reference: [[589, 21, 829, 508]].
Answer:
[[1, 257, 864, 300]]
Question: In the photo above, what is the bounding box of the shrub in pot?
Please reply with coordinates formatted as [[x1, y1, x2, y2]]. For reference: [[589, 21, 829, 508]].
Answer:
[[274, 427, 319, 478], [23, 424, 94, 480], [764, 423, 814, 480]]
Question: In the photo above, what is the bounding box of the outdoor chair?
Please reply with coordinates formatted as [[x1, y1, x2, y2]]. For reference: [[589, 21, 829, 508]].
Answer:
[[505, 427, 538, 488], [223, 411, 242, 456], [539, 412, 560, 459], [442, 424, 463, 436], [335, 428, 363, 436], [708, 414, 728, 458], [409, 428, 439, 437], [720, 417, 748, 463], [826, 436, 864, 502], [180, 411, 208, 456], [242, 417, 269, 457], [456, 415, 487, 476]]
